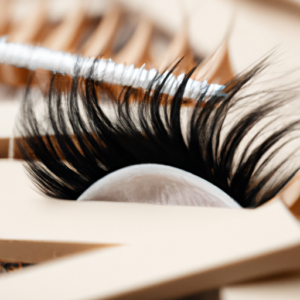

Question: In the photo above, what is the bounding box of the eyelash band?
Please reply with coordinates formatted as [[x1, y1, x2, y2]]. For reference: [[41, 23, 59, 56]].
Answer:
[[16, 58, 300, 208], [0, 38, 223, 98]]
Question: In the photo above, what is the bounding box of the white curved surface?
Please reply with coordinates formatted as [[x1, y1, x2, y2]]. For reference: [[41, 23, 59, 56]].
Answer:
[[78, 164, 241, 208]]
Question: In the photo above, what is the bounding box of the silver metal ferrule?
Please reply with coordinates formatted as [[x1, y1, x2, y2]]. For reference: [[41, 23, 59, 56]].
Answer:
[[0, 37, 224, 99]]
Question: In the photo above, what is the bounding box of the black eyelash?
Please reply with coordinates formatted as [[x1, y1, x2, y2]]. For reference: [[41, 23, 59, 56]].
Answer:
[[17, 61, 300, 207]]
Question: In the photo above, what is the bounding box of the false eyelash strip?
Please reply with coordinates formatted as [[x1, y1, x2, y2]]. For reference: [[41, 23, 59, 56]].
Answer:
[[0, 37, 223, 98], [17, 61, 300, 207]]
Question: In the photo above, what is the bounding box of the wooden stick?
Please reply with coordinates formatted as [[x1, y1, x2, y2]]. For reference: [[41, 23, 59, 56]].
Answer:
[[0, 1, 48, 86], [278, 172, 300, 219], [81, 6, 122, 58], [41, 2, 87, 52], [0, 179, 299, 299], [158, 26, 194, 74], [113, 18, 153, 67], [7, 1, 48, 45], [221, 272, 300, 300], [193, 40, 235, 84], [0, 0, 10, 36]]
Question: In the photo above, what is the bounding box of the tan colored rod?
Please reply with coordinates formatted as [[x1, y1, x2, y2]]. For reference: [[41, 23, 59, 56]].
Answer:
[[0, 0, 10, 36], [278, 171, 300, 219], [7, 1, 48, 44], [0, 1, 48, 86], [158, 26, 194, 74], [81, 6, 122, 58], [221, 272, 300, 300], [193, 40, 235, 84], [0, 198, 300, 298], [41, 2, 87, 52], [113, 18, 154, 67]]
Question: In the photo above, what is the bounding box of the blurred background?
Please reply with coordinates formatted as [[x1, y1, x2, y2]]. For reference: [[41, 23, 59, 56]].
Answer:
[[1, 0, 300, 76], [1, 0, 300, 67]]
